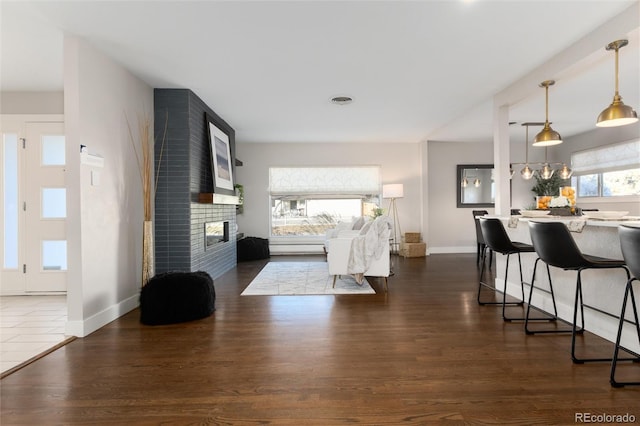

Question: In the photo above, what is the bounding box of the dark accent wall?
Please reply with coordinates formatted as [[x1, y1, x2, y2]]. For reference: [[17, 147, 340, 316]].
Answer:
[[154, 89, 237, 279]]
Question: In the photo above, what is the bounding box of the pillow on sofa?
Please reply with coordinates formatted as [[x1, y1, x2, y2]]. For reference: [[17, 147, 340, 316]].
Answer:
[[334, 221, 353, 233], [352, 216, 365, 230]]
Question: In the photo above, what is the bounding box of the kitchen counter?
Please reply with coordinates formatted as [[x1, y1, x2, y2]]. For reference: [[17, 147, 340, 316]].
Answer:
[[487, 215, 639, 354]]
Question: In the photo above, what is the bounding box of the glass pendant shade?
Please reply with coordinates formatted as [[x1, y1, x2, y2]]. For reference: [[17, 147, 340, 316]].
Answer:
[[473, 178, 481, 187], [558, 163, 573, 179], [540, 164, 554, 180], [596, 40, 639, 128], [520, 165, 535, 180], [461, 177, 468, 187]]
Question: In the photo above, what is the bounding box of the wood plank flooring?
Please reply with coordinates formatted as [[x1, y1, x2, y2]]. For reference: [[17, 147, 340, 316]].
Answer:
[[1, 254, 638, 425]]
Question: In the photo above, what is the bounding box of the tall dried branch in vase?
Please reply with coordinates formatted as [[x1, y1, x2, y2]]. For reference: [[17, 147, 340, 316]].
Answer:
[[127, 111, 167, 286]]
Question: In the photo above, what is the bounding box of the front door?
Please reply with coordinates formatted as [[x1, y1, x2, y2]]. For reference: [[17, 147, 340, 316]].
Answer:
[[1, 119, 67, 294]]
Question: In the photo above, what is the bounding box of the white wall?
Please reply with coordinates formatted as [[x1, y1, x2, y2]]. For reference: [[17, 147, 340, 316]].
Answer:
[[235, 142, 422, 249], [64, 36, 153, 337], [426, 140, 494, 253]]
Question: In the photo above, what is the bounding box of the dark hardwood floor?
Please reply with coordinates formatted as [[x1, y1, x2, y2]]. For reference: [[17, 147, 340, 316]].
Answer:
[[1, 254, 638, 425]]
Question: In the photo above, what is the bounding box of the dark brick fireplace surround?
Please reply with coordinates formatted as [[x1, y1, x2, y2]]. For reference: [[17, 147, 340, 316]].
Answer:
[[153, 89, 237, 279]]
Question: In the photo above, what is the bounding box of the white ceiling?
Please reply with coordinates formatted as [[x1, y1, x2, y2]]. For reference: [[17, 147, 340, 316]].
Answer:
[[1, 0, 638, 144]]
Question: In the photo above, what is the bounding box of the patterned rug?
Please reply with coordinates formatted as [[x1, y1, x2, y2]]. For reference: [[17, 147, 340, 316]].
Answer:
[[241, 262, 375, 295]]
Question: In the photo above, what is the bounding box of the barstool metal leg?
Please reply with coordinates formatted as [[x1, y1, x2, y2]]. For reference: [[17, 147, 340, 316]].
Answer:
[[572, 267, 638, 364], [610, 279, 640, 387], [525, 258, 570, 335], [502, 253, 526, 321], [477, 251, 521, 307]]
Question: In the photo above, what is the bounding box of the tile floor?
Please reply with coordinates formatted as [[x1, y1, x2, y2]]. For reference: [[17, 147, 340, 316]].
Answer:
[[0, 295, 68, 374]]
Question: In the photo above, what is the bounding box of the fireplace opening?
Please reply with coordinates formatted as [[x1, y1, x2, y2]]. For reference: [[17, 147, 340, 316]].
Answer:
[[205, 221, 229, 249]]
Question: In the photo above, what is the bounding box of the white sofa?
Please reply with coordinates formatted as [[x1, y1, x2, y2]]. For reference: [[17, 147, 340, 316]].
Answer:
[[323, 216, 369, 253], [326, 216, 391, 292]]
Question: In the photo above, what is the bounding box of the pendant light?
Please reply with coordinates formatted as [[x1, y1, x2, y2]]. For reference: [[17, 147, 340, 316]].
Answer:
[[520, 123, 535, 180], [461, 169, 468, 187], [558, 163, 573, 179], [540, 164, 554, 180], [539, 147, 555, 180], [533, 80, 563, 146], [596, 39, 638, 127], [473, 178, 481, 187]]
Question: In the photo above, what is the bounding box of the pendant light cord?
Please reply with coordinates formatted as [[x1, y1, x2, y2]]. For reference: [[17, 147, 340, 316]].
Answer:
[[614, 46, 620, 98], [524, 125, 529, 163]]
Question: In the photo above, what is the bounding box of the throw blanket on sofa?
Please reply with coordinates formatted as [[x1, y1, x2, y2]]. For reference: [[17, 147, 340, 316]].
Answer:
[[347, 216, 392, 283]]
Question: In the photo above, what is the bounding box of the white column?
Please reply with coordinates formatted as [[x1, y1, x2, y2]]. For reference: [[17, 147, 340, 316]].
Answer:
[[493, 102, 510, 216]]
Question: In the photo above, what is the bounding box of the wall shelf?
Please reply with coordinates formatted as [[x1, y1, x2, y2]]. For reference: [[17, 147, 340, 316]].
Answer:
[[198, 193, 241, 205]]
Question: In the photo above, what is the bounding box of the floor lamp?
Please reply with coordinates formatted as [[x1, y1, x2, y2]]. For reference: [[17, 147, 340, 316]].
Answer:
[[382, 183, 403, 254]]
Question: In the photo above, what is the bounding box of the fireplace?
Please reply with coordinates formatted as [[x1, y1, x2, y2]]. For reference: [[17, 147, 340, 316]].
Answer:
[[205, 221, 229, 249]]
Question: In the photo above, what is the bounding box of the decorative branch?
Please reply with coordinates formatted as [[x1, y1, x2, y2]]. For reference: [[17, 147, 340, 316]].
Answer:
[[126, 111, 159, 221]]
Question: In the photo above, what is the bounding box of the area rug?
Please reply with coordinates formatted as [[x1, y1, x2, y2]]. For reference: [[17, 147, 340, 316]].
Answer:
[[241, 262, 376, 295]]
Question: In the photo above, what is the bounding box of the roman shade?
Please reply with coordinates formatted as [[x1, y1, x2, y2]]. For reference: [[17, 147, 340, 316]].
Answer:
[[571, 139, 640, 174], [269, 166, 381, 197]]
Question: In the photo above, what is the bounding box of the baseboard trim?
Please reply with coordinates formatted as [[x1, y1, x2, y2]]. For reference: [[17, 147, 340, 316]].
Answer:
[[427, 246, 475, 254], [65, 294, 139, 337]]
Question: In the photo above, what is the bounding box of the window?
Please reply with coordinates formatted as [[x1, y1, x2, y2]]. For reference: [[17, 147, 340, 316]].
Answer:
[[269, 167, 381, 238], [571, 139, 640, 198], [3, 133, 18, 268]]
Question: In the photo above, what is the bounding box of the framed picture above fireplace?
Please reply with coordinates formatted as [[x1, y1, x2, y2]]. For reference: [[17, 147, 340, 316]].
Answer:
[[207, 115, 234, 192]]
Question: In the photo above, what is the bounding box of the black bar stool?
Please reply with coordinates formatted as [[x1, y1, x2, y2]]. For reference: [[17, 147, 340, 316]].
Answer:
[[478, 217, 534, 321], [472, 210, 492, 267], [527, 221, 632, 364], [611, 225, 640, 387]]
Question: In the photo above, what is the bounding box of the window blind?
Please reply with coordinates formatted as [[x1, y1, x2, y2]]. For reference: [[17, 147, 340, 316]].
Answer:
[[571, 139, 640, 174], [269, 166, 381, 196]]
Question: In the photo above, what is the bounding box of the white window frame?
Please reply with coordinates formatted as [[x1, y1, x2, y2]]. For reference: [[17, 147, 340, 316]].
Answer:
[[269, 166, 382, 244]]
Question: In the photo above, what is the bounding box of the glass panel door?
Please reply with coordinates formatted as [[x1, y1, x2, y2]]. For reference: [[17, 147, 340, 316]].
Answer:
[[24, 122, 67, 292]]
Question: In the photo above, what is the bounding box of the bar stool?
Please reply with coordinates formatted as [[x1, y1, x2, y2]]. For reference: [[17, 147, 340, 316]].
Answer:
[[611, 225, 640, 387], [478, 217, 533, 321], [472, 210, 492, 267], [527, 221, 631, 364]]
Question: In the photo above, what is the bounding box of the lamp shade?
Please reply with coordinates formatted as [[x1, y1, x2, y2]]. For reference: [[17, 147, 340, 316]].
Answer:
[[596, 100, 638, 127], [520, 165, 535, 180], [382, 183, 404, 199], [532, 123, 562, 146], [596, 40, 639, 128], [533, 80, 562, 146], [539, 164, 555, 180]]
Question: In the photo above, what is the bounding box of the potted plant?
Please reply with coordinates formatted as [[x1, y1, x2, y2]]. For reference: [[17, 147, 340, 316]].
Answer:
[[531, 173, 572, 214], [234, 183, 244, 213]]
